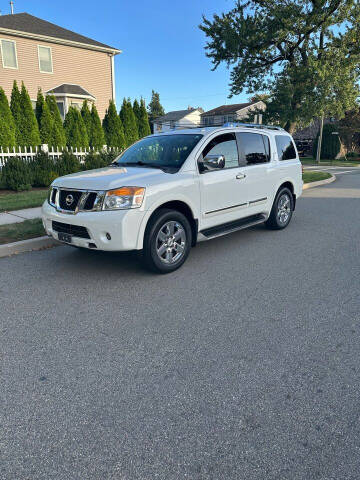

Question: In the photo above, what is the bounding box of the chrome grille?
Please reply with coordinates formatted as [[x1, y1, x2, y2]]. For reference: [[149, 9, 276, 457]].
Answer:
[[49, 188, 105, 214]]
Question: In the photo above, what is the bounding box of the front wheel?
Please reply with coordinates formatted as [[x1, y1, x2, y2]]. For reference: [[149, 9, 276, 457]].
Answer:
[[265, 187, 294, 230], [143, 209, 192, 273]]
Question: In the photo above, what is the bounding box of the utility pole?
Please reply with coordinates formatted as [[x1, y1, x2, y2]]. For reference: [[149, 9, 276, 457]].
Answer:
[[316, 115, 324, 164]]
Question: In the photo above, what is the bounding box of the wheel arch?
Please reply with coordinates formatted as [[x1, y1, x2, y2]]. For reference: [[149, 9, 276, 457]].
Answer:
[[140, 200, 198, 249], [276, 181, 296, 210]]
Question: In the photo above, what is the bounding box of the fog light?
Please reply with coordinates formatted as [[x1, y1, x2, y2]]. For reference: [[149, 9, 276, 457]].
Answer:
[[106, 232, 111, 241]]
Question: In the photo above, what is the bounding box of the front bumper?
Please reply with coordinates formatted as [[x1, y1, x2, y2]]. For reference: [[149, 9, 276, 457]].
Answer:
[[42, 201, 145, 251]]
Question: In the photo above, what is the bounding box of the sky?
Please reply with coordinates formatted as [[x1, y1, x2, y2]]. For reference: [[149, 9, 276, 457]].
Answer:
[[0, 0, 250, 113]]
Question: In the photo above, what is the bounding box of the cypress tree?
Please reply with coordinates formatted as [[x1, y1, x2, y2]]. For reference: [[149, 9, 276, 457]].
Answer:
[[0, 87, 16, 149], [10, 80, 22, 147], [46, 94, 66, 148], [133, 99, 141, 133], [35, 88, 45, 126], [19, 82, 41, 147], [120, 98, 138, 147], [102, 100, 125, 149], [64, 106, 89, 149], [90, 104, 105, 149], [39, 100, 54, 145], [138, 99, 151, 138], [81, 100, 92, 139], [147, 90, 165, 126]]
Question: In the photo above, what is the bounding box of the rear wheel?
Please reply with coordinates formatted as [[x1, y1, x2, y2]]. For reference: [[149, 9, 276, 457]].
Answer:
[[266, 187, 293, 230], [143, 209, 192, 273]]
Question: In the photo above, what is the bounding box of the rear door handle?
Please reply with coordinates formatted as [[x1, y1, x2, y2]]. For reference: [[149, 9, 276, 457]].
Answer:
[[236, 173, 246, 180]]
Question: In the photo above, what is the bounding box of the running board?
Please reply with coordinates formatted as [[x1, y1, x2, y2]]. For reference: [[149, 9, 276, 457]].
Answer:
[[198, 214, 267, 241]]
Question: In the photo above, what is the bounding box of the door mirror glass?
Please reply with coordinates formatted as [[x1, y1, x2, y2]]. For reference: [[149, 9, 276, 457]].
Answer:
[[202, 154, 225, 171]]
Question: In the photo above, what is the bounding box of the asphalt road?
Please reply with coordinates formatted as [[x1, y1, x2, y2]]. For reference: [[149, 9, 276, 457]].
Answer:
[[1, 170, 360, 480]]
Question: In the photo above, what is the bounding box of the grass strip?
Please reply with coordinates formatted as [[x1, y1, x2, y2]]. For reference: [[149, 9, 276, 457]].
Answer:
[[303, 171, 332, 184], [0, 189, 48, 213], [0, 218, 45, 245]]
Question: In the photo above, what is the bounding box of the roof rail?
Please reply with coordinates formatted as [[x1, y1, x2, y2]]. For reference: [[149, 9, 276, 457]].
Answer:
[[223, 122, 284, 131]]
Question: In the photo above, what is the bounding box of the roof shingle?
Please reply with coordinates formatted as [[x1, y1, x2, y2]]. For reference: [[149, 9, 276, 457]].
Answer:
[[0, 13, 119, 51], [46, 84, 95, 98], [201, 103, 254, 116]]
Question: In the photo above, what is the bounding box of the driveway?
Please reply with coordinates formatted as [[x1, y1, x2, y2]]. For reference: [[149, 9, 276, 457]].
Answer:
[[1, 170, 360, 479]]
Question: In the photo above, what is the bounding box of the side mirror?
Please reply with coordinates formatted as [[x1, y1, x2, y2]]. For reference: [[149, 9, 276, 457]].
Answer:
[[201, 154, 225, 172]]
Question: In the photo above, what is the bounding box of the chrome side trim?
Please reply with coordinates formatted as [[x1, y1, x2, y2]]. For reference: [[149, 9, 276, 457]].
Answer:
[[205, 202, 248, 215], [249, 197, 267, 205]]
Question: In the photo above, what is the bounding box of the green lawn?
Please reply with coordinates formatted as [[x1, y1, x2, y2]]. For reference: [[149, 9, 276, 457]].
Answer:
[[301, 157, 360, 167], [0, 218, 45, 245], [302, 171, 332, 184], [0, 189, 48, 212]]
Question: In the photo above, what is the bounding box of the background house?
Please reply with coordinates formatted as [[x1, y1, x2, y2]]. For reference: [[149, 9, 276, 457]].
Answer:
[[0, 12, 120, 118], [152, 107, 203, 133], [201, 101, 266, 126]]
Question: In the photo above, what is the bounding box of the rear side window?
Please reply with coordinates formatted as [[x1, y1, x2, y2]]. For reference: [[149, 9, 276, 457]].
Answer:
[[236, 132, 270, 165], [275, 135, 297, 161]]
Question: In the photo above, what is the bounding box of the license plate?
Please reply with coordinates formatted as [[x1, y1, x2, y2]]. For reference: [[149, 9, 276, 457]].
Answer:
[[58, 232, 72, 243]]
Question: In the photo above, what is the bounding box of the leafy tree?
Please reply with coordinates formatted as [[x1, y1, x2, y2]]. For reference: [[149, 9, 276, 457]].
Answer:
[[35, 88, 45, 126], [81, 100, 92, 139], [200, 1, 360, 133], [147, 90, 165, 126], [102, 100, 125, 149], [64, 106, 89, 149], [90, 104, 105, 149], [120, 98, 139, 147], [0, 87, 16, 148], [19, 82, 41, 147], [312, 124, 341, 160], [39, 101, 54, 145], [138, 98, 151, 138], [337, 109, 360, 152], [10, 80, 22, 146], [46, 94, 66, 148]]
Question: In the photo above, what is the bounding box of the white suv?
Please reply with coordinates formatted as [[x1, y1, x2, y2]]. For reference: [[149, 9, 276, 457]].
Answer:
[[42, 124, 303, 273]]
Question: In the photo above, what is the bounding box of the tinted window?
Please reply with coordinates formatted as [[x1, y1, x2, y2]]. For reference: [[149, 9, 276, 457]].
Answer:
[[201, 133, 239, 170], [276, 135, 297, 160], [236, 133, 270, 165], [114, 134, 203, 171]]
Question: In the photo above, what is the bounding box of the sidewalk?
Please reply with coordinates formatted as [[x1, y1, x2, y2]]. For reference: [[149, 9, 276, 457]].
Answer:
[[0, 207, 42, 226]]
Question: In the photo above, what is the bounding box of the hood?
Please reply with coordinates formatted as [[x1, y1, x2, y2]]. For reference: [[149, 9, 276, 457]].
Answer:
[[52, 166, 170, 190]]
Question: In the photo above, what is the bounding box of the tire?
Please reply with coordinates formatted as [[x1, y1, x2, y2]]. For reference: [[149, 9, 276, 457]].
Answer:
[[265, 187, 294, 230], [143, 209, 192, 273]]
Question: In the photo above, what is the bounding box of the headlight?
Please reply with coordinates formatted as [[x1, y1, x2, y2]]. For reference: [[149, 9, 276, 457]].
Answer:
[[103, 187, 145, 210]]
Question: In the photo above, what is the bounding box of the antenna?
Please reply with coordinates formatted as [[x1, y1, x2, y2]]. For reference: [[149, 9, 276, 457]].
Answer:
[[10, 1, 14, 14]]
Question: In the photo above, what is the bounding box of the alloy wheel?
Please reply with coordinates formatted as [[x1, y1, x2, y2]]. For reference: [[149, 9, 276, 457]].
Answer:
[[156, 221, 186, 264], [277, 193, 291, 224]]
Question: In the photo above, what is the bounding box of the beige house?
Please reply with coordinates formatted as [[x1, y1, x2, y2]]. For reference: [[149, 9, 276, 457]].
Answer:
[[0, 12, 121, 119], [152, 107, 204, 133]]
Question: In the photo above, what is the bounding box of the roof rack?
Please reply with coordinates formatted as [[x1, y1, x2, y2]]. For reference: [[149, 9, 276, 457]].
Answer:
[[222, 122, 284, 131]]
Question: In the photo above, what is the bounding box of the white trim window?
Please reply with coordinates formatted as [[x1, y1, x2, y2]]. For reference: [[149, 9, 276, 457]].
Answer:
[[38, 45, 53, 73], [0, 39, 18, 69]]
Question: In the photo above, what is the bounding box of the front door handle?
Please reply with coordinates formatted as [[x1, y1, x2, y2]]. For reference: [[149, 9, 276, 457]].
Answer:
[[236, 173, 246, 180]]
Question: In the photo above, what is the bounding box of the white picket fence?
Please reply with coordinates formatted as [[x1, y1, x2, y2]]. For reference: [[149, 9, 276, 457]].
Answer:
[[0, 144, 120, 168]]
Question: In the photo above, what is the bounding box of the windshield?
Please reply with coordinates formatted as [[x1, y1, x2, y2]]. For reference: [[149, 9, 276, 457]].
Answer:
[[113, 134, 203, 171]]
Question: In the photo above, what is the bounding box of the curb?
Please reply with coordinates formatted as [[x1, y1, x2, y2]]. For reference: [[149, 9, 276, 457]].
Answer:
[[303, 173, 336, 190], [0, 236, 59, 259]]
